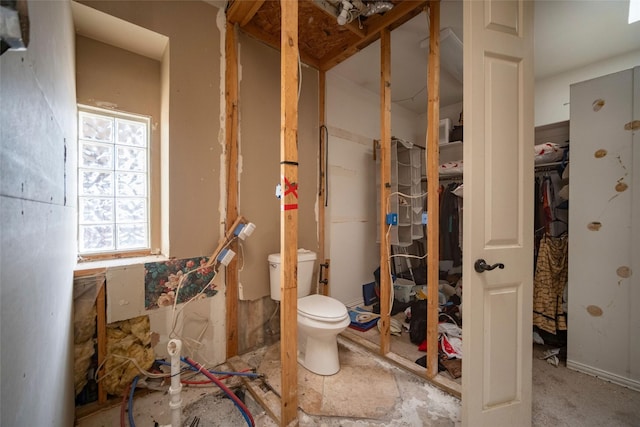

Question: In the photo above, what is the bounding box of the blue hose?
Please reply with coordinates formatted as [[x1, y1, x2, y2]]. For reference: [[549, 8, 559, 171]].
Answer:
[[182, 357, 254, 427], [155, 359, 261, 378], [128, 376, 139, 427]]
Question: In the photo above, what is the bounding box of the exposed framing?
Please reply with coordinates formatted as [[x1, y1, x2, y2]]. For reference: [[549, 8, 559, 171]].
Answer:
[[279, 1, 300, 424], [225, 21, 240, 358], [223, 1, 444, 423], [425, 0, 440, 379], [378, 27, 392, 355]]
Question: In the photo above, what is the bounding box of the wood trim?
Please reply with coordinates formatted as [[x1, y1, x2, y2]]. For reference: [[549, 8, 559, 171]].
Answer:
[[78, 249, 151, 263], [319, 0, 427, 71], [378, 27, 391, 356], [96, 282, 107, 404], [73, 267, 107, 278], [425, 0, 440, 379], [225, 21, 240, 359], [226, 0, 266, 26], [280, 1, 300, 425]]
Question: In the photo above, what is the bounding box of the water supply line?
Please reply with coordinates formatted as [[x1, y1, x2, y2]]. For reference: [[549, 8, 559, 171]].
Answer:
[[182, 356, 255, 427], [167, 339, 183, 427]]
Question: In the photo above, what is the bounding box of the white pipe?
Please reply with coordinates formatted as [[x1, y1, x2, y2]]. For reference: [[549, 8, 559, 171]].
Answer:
[[167, 339, 183, 427]]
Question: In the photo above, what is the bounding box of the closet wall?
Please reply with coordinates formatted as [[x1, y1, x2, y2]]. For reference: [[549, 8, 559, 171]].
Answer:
[[325, 72, 422, 305], [567, 67, 640, 390]]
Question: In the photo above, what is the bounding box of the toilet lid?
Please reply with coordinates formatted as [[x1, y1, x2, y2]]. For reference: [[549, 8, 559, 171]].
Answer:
[[298, 294, 348, 321]]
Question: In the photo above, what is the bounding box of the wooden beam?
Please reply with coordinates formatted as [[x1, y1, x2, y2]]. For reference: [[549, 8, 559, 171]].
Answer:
[[320, 0, 427, 71], [425, 0, 440, 379], [318, 70, 327, 295], [225, 21, 240, 359], [378, 27, 391, 356], [96, 277, 107, 404], [280, 1, 300, 425], [308, 0, 367, 38], [226, 0, 266, 26]]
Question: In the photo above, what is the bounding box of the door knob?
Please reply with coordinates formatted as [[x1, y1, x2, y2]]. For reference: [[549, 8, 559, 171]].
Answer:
[[474, 259, 505, 273]]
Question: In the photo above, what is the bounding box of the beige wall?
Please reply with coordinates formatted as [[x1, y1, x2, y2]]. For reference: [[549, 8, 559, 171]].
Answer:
[[76, 35, 162, 249], [75, 2, 321, 354], [0, 1, 77, 425], [80, 0, 223, 259], [237, 33, 320, 301], [76, 0, 228, 362]]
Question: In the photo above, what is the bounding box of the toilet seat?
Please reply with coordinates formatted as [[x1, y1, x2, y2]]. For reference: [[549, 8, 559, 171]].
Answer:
[[298, 294, 348, 322]]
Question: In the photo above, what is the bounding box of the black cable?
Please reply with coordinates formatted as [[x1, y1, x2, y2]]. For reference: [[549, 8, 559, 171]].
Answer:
[[319, 125, 329, 207]]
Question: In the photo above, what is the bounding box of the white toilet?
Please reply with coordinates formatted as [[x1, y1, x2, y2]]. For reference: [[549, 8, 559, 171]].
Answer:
[[268, 249, 350, 376]]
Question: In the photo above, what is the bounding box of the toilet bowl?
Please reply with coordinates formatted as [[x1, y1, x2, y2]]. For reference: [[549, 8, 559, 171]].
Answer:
[[268, 249, 350, 376], [297, 294, 350, 375]]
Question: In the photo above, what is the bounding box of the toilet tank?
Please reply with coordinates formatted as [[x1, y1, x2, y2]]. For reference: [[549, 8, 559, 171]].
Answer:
[[268, 249, 317, 301]]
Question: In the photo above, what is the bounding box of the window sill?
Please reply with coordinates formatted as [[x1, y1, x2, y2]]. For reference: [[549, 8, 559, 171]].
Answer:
[[75, 254, 169, 273]]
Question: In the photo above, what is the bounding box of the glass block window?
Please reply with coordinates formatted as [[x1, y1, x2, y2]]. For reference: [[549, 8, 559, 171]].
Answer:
[[78, 107, 150, 254]]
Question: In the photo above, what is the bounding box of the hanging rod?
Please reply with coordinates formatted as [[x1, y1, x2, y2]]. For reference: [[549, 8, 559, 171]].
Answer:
[[535, 161, 566, 173], [421, 174, 463, 182]]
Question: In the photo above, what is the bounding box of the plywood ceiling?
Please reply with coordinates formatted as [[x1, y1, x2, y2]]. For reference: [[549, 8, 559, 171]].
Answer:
[[226, 0, 427, 70]]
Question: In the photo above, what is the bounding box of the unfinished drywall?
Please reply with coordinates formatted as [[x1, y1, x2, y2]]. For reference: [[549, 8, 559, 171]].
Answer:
[[0, 1, 77, 425], [74, 0, 227, 364], [236, 32, 320, 301], [75, 35, 162, 250], [325, 72, 423, 305], [79, 0, 222, 258]]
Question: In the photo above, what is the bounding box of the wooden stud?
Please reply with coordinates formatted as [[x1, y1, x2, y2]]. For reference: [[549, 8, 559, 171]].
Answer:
[[226, 0, 266, 26], [95, 280, 107, 404], [378, 27, 391, 356], [225, 21, 240, 359], [318, 70, 327, 295], [425, 0, 440, 379], [280, 1, 300, 425]]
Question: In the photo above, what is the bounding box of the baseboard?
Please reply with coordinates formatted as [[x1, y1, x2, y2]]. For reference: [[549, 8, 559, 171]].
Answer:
[[566, 359, 640, 392]]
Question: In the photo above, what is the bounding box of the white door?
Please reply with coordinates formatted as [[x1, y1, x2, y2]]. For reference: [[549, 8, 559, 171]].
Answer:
[[462, 1, 534, 426]]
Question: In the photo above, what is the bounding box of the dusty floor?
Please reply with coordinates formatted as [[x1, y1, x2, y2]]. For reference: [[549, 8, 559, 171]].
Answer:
[[76, 337, 640, 427]]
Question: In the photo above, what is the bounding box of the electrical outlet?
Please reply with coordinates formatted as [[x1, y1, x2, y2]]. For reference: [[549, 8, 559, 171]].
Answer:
[[386, 213, 398, 225]]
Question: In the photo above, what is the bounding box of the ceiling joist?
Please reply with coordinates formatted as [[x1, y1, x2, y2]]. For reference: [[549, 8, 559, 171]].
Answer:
[[319, 1, 427, 70], [228, 1, 428, 71], [226, 0, 266, 26]]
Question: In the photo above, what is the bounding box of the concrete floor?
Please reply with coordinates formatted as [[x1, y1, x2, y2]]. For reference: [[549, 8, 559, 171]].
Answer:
[[76, 338, 640, 426]]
